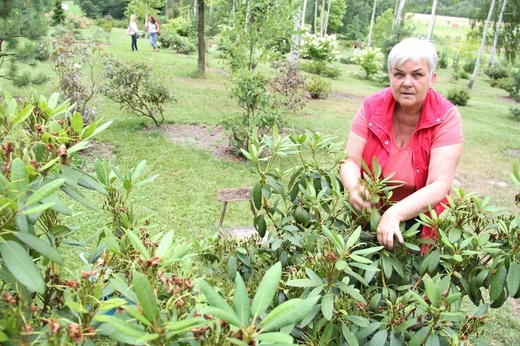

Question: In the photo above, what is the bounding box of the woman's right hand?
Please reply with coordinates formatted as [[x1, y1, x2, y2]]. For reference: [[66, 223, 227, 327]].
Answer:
[[349, 184, 373, 212]]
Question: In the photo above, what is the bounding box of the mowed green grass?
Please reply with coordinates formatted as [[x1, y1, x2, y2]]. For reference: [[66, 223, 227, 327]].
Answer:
[[1, 7, 520, 342]]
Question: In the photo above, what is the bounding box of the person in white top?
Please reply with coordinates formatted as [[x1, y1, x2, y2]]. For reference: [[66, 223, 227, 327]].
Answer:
[[128, 15, 139, 51], [145, 16, 160, 52]]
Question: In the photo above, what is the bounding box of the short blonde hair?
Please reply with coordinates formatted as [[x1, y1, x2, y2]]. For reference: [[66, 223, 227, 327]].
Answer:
[[387, 38, 438, 75]]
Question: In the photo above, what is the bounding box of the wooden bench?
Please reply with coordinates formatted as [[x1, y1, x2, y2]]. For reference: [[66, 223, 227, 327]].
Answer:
[[217, 187, 266, 242]]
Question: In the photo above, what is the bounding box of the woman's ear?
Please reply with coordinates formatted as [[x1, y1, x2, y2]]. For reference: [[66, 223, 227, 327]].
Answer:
[[430, 72, 437, 87]]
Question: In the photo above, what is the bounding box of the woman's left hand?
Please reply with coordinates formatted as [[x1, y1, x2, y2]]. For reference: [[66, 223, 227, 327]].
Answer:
[[376, 208, 404, 249]]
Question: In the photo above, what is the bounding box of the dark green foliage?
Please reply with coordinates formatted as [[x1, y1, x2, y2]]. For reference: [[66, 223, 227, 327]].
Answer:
[[0, 0, 50, 82], [159, 30, 197, 55], [509, 69, 520, 101], [447, 88, 471, 106], [438, 50, 449, 69], [78, 0, 130, 19], [52, 0, 66, 26], [12, 71, 32, 87], [510, 106, 520, 119]]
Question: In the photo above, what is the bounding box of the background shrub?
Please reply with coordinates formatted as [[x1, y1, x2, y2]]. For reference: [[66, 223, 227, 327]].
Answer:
[[463, 59, 476, 73], [490, 77, 514, 92], [485, 63, 510, 80], [299, 60, 341, 79], [306, 75, 331, 99], [446, 88, 471, 106], [510, 106, 520, 119]]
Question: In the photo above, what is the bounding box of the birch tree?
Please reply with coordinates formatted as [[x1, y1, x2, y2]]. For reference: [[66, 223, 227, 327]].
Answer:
[[323, 0, 332, 35], [488, 0, 508, 67], [301, 0, 308, 29], [367, 0, 377, 47], [426, 0, 438, 41], [393, 0, 406, 32], [197, 0, 205, 75], [467, 0, 496, 89]]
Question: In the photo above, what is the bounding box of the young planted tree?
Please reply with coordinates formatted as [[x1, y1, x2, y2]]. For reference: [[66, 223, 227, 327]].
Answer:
[[102, 56, 175, 127], [52, 0, 66, 26]]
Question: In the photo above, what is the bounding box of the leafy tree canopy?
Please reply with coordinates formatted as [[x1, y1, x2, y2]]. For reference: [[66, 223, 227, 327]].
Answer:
[[78, 0, 131, 19], [471, 0, 520, 63]]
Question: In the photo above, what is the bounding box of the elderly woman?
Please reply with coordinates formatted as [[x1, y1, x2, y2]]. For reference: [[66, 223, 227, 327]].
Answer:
[[340, 38, 463, 251]]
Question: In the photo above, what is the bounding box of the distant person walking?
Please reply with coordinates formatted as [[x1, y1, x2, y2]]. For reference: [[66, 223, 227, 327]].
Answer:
[[145, 16, 160, 52], [127, 14, 139, 51]]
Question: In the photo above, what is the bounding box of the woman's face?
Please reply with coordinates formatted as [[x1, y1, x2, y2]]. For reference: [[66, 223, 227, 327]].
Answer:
[[390, 59, 436, 110]]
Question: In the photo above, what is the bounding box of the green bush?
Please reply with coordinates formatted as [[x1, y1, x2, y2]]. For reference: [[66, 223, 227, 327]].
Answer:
[[446, 88, 471, 106], [509, 69, 520, 101], [339, 56, 354, 64], [305, 75, 331, 99], [2, 99, 520, 345], [510, 106, 520, 119], [463, 59, 475, 73], [31, 72, 49, 85], [159, 31, 196, 54], [102, 56, 175, 127], [490, 77, 514, 92], [438, 50, 449, 69], [300, 33, 339, 63], [352, 46, 384, 79], [485, 63, 509, 80], [299, 60, 341, 79]]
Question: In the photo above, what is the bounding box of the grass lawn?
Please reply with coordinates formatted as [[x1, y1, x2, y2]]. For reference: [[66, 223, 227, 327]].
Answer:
[[1, 11, 520, 343]]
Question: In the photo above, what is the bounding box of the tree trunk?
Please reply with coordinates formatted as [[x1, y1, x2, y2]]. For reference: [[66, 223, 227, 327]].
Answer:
[[244, 0, 251, 30], [314, 0, 318, 34], [301, 0, 307, 29], [489, 0, 508, 67], [197, 0, 205, 76], [290, 12, 301, 68], [320, 0, 325, 36], [367, 0, 377, 47], [323, 0, 332, 35], [426, 0, 438, 41], [394, 0, 406, 33], [468, 0, 496, 89]]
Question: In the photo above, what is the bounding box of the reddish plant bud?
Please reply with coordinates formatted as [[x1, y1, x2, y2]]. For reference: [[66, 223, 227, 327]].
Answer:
[[30, 160, 39, 170], [69, 323, 84, 344], [47, 319, 61, 334], [57, 144, 67, 158], [25, 323, 34, 335], [3, 161, 11, 174], [81, 270, 96, 281], [65, 279, 79, 291]]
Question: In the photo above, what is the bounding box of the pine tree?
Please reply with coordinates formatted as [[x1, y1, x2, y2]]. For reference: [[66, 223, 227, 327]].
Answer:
[[0, 0, 51, 84], [52, 0, 66, 26]]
